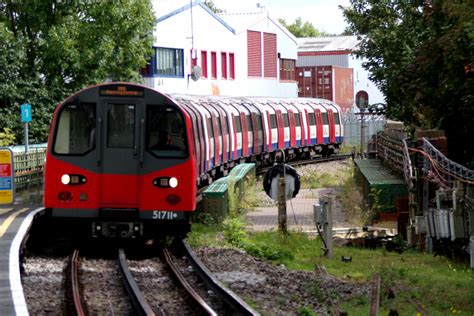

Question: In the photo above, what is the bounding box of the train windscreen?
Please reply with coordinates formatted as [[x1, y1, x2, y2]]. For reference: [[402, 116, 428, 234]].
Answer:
[[146, 104, 187, 158], [53, 103, 96, 155]]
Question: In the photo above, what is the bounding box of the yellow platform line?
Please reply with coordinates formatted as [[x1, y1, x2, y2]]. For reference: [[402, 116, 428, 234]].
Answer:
[[0, 208, 29, 238]]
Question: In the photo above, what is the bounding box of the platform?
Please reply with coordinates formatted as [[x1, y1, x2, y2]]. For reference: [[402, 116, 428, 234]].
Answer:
[[0, 206, 44, 315]]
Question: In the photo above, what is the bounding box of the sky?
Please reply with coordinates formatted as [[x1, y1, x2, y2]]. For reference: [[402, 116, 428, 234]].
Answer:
[[211, 0, 351, 35]]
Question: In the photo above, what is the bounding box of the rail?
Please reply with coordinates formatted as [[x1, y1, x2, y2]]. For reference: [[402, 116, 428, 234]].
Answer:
[[66, 249, 86, 316], [180, 239, 260, 316], [118, 248, 157, 316], [162, 247, 217, 316]]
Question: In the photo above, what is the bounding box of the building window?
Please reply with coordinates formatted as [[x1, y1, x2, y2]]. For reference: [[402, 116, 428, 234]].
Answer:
[[211, 52, 217, 79], [155, 47, 184, 77], [280, 59, 295, 81], [229, 53, 235, 79], [221, 52, 227, 79], [201, 50, 208, 78]]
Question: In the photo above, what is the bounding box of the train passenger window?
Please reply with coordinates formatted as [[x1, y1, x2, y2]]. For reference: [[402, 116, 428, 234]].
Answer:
[[295, 114, 301, 127], [283, 113, 289, 127], [247, 115, 252, 131], [255, 115, 263, 130], [146, 105, 187, 158], [54, 103, 96, 155], [270, 114, 277, 128], [322, 112, 329, 125], [216, 119, 222, 136], [333, 112, 340, 124], [107, 104, 135, 148], [309, 113, 316, 125], [234, 115, 241, 133], [207, 118, 214, 137]]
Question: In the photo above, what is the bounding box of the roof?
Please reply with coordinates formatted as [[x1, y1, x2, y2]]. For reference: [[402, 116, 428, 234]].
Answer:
[[218, 11, 297, 44], [155, 1, 235, 34], [297, 36, 359, 53]]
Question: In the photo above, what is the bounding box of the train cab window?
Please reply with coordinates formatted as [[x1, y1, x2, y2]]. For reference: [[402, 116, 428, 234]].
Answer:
[[295, 114, 301, 127], [247, 115, 252, 131], [270, 114, 277, 128], [309, 113, 316, 125], [234, 115, 241, 133], [283, 113, 289, 127], [53, 103, 96, 155], [333, 112, 340, 124], [146, 105, 187, 158], [322, 112, 329, 125], [107, 104, 135, 148]]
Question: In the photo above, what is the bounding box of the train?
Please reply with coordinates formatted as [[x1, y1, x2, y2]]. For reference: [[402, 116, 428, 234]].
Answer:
[[43, 83, 343, 238]]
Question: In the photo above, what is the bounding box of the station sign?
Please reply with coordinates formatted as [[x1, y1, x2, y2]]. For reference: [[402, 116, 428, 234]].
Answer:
[[21, 103, 32, 123], [0, 148, 14, 204]]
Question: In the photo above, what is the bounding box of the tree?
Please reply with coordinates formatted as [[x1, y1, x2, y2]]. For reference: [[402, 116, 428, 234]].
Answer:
[[0, 0, 155, 143], [278, 17, 330, 37], [343, 0, 474, 165]]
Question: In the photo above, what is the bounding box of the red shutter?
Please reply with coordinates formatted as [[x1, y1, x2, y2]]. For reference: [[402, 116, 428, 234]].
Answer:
[[211, 52, 217, 79], [264, 33, 277, 78], [229, 53, 235, 79], [201, 51, 208, 78], [247, 31, 262, 77], [221, 52, 227, 79]]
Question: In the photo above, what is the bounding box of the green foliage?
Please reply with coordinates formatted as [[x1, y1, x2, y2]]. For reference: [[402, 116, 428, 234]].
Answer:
[[243, 241, 293, 261], [342, 1, 474, 164], [0, 0, 154, 144], [296, 305, 317, 316], [203, 1, 223, 14], [222, 217, 248, 247], [278, 18, 330, 37], [0, 128, 16, 146]]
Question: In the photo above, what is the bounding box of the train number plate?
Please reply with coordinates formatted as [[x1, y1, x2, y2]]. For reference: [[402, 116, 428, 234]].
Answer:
[[152, 211, 180, 220]]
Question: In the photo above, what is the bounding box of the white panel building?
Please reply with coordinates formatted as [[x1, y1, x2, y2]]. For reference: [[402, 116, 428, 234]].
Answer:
[[144, 0, 298, 97]]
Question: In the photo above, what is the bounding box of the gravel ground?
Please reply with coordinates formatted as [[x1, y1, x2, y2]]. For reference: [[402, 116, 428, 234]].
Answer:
[[23, 257, 66, 314], [194, 247, 370, 315]]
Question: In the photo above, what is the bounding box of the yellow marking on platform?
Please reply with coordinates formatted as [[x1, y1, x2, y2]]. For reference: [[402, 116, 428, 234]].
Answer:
[[0, 208, 29, 238], [0, 208, 12, 216]]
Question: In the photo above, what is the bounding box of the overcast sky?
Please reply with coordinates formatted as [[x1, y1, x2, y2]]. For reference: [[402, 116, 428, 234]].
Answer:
[[211, 0, 351, 35]]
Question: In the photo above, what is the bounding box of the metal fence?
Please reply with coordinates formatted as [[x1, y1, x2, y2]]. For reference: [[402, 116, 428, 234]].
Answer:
[[342, 112, 386, 146], [13, 147, 46, 190]]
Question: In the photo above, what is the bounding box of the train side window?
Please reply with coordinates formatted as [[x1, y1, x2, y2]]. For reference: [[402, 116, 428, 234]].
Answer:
[[207, 118, 214, 138], [270, 114, 277, 128], [54, 103, 96, 155], [309, 113, 316, 125], [255, 114, 263, 130], [283, 113, 289, 127], [216, 118, 222, 136], [246, 115, 252, 131], [107, 104, 135, 148], [234, 115, 241, 133], [295, 114, 301, 127], [322, 112, 329, 125], [146, 104, 187, 158], [333, 112, 340, 124]]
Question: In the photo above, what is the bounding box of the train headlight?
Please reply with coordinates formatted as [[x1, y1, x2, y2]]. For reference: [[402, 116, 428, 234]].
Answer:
[[153, 177, 179, 188], [61, 174, 70, 185], [169, 177, 178, 188]]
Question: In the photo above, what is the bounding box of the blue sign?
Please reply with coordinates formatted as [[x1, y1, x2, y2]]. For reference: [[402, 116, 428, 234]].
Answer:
[[0, 177, 12, 190], [21, 103, 32, 123]]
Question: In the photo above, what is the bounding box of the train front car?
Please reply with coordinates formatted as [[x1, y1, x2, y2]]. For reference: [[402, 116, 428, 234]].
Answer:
[[44, 83, 196, 239]]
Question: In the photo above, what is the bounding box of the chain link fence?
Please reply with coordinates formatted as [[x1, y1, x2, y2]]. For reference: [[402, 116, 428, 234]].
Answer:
[[342, 112, 386, 147]]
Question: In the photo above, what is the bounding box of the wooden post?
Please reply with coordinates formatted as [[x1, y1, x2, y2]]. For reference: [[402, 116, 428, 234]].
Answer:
[[278, 176, 287, 234]]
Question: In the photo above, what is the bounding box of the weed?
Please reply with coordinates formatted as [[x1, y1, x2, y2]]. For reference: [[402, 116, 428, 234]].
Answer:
[[222, 216, 248, 247], [297, 305, 317, 316]]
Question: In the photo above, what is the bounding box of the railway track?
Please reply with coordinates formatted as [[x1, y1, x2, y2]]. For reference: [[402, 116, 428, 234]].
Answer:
[[65, 244, 259, 316]]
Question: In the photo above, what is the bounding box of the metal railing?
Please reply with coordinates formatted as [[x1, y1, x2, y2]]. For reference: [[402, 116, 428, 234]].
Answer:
[[13, 147, 46, 190]]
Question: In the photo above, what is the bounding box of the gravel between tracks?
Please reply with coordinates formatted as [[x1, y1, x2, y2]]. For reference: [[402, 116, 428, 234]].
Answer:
[[194, 247, 369, 315]]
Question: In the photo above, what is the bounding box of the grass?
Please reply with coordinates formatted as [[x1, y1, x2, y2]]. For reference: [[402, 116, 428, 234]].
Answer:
[[188, 227, 474, 315]]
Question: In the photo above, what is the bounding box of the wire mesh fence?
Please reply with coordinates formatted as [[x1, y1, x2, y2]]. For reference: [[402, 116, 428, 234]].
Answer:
[[342, 112, 386, 147]]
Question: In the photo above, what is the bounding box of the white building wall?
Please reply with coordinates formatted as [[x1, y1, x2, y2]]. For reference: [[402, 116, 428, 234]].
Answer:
[[349, 55, 385, 105], [147, 3, 298, 97]]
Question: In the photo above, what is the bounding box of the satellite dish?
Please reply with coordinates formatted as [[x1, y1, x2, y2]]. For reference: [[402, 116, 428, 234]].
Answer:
[[191, 66, 201, 81]]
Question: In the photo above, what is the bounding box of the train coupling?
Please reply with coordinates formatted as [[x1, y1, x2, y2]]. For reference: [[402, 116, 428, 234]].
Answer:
[[92, 222, 143, 238]]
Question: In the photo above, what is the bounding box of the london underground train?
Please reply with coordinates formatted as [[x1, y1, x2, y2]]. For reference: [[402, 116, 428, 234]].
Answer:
[[43, 83, 343, 238]]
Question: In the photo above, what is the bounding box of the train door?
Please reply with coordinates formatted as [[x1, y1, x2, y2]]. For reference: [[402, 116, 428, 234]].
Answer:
[[239, 112, 249, 157], [210, 113, 221, 166], [275, 110, 285, 149], [99, 102, 140, 207], [315, 109, 324, 144], [287, 110, 296, 147], [327, 109, 336, 143]]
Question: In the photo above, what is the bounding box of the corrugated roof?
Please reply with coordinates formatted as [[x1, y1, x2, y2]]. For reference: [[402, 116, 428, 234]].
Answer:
[[297, 36, 359, 52]]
